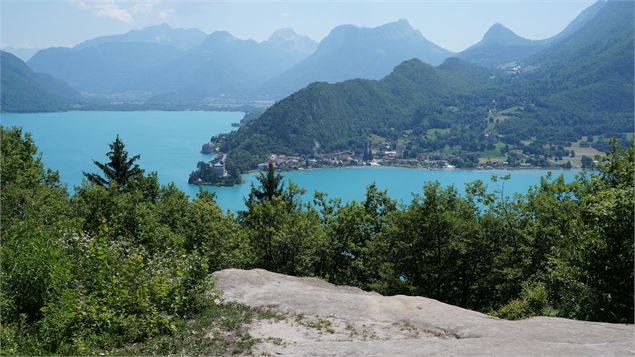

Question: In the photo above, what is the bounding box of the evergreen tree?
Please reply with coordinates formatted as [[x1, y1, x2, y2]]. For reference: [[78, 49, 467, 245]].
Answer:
[[247, 163, 284, 204], [83, 135, 143, 189], [363, 143, 374, 161]]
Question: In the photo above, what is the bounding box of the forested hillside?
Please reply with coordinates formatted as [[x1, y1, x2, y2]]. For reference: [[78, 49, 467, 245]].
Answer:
[[456, 0, 606, 68], [0, 51, 81, 112], [500, 0, 634, 144], [218, 58, 494, 173]]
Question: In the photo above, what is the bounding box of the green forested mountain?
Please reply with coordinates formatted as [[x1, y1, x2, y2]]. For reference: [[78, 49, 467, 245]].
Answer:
[[224, 58, 491, 157], [212, 56, 501, 176], [210, 0, 633, 177], [1, 51, 81, 112], [524, 0, 633, 107], [544, 0, 606, 43], [501, 0, 634, 142]]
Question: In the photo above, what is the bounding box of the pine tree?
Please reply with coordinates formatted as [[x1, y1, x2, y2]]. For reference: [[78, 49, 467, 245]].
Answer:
[[247, 163, 284, 204], [363, 143, 374, 161], [83, 135, 143, 189]]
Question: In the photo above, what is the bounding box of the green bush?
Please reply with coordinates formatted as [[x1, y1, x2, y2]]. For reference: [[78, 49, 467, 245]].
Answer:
[[493, 283, 557, 320]]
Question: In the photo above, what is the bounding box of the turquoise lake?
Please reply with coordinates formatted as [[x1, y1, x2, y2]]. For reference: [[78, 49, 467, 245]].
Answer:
[[1, 111, 579, 212]]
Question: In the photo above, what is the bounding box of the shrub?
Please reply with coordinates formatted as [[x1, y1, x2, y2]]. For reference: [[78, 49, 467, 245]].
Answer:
[[493, 283, 557, 320]]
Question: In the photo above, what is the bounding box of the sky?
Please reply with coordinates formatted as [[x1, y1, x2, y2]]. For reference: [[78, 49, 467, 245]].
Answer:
[[1, 0, 597, 52]]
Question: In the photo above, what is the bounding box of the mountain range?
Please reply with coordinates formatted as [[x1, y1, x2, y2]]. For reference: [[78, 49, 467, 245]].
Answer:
[[25, 25, 318, 100], [23, 17, 542, 102], [73, 23, 207, 52], [143, 28, 318, 101], [28, 41, 184, 97], [260, 19, 454, 97], [1, 0, 628, 115], [211, 0, 633, 176], [23, 20, 460, 101]]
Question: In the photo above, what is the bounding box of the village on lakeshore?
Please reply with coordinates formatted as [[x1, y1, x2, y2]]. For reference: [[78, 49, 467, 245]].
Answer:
[[191, 133, 598, 186]]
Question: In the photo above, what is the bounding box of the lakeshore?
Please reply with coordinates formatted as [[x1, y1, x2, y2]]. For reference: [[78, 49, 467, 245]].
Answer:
[[0, 110, 579, 212]]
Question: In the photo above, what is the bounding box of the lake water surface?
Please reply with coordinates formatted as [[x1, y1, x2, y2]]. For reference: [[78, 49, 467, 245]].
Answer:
[[1, 111, 579, 212]]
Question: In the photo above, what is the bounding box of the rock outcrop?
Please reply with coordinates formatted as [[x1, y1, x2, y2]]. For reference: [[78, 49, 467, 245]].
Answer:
[[213, 269, 634, 356]]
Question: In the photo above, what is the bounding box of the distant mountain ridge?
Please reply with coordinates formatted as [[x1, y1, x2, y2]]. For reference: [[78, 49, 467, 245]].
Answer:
[[457, 1, 607, 68], [1, 47, 40, 62], [261, 19, 455, 98], [74, 23, 207, 51], [479, 23, 537, 47], [27, 24, 203, 95], [23, 8, 611, 103], [28, 42, 183, 96], [25, 20, 455, 101], [146, 28, 318, 101], [5, 0, 627, 113], [1, 51, 80, 112], [458, 23, 547, 68], [27, 24, 317, 100]]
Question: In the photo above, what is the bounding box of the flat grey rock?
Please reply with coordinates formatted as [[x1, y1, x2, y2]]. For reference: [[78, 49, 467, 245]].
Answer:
[[213, 269, 635, 356]]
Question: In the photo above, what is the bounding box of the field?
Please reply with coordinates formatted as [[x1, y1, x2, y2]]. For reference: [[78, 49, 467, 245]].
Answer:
[[556, 138, 605, 167]]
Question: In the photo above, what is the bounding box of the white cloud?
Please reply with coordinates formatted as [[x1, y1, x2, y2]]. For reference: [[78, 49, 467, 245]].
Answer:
[[130, 1, 159, 15], [70, 0, 172, 22], [156, 8, 173, 21], [70, 0, 135, 22]]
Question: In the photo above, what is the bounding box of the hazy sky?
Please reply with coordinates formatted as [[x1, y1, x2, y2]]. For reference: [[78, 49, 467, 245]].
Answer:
[[1, 0, 597, 52]]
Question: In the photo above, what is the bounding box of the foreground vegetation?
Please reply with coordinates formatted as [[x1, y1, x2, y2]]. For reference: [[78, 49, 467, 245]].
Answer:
[[1, 126, 633, 355]]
